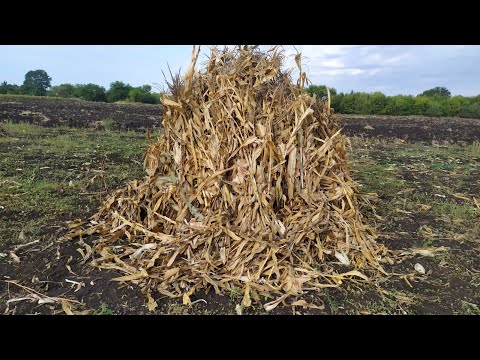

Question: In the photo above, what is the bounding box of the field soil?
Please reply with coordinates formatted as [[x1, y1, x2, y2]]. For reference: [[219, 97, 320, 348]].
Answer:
[[3, 95, 480, 143], [0, 96, 479, 315], [339, 114, 480, 143], [0, 95, 162, 131]]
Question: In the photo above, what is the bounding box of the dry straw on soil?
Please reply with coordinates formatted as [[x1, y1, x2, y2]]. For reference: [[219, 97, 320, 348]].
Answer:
[[68, 45, 387, 310]]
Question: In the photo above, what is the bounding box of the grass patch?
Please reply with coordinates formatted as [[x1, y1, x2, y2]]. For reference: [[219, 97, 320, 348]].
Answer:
[[359, 166, 402, 191], [0, 124, 149, 244], [1, 120, 47, 136], [431, 202, 476, 221], [228, 285, 242, 300], [100, 118, 115, 131], [91, 303, 114, 315]]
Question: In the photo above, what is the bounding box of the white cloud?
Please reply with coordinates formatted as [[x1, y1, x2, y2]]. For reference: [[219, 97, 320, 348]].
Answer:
[[318, 59, 345, 68], [313, 68, 365, 76], [1, 45, 478, 96], [274, 46, 480, 95], [382, 53, 413, 65]]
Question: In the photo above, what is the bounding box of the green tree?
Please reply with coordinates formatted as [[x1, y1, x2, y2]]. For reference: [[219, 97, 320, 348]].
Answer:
[[419, 86, 451, 98], [443, 96, 470, 117], [128, 85, 160, 104], [338, 93, 356, 114], [382, 97, 399, 115], [352, 93, 370, 114], [330, 92, 343, 111], [413, 96, 430, 115], [396, 96, 416, 115], [368, 92, 388, 114], [0, 81, 22, 95], [74, 83, 107, 102], [459, 102, 480, 118], [106, 81, 133, 103], [425, 101, 442, 117], [304, 85, 337, 98], [22, 70, 52, 96], [48, 83, 75, 98]]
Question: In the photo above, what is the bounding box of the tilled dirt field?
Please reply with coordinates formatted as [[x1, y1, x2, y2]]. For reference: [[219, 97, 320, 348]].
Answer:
[[0, 97, 479, 315], [339, 114, 480, 144], [0, 95, 162, 131], [3, 95, 480, 143]]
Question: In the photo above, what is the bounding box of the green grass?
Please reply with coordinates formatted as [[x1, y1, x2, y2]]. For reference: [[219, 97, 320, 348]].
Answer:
[[421, 238, 434, 247], [348, 137, 479, 241], [0, 122, 149, 243], [353, 163, 405, 194], [431, 202, 476, 221], [228, 285, 242, 300], [2, 120, 47, 136], [323, 291, 339, 313], [1, 122, 479, 315], [100, 118, 115, 131], [91, 303, 114, 315], [0, 94, 86, 102]]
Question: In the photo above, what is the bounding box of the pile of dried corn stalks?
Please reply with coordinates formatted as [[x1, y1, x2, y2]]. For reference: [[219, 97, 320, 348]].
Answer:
[[68, 46, 387, 309]]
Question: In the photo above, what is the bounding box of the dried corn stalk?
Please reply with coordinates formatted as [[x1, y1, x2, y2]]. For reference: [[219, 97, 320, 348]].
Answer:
[[68, 45, 387, 308]]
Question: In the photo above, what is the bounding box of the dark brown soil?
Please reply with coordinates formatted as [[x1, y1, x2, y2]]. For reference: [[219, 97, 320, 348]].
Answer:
[[1, 97, 479, 315], [339, 114, 480, 143], [0, 95, 162, 131], [3, 95, 480, 143]]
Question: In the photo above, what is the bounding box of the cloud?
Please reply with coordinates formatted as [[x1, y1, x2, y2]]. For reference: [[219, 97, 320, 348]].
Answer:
[[281, 45, 480, 96], [1, 45, 478, 96], [318, 59, 345, 68]]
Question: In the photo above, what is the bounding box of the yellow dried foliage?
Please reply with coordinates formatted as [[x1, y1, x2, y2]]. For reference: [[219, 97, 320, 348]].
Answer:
[[68, 45, 387, 309]]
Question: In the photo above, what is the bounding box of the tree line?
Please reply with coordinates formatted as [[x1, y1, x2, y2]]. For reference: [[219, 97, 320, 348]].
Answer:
[[0, 69, 162, 104], [304, 85, 480, 119], [2, 70, 479, 117]]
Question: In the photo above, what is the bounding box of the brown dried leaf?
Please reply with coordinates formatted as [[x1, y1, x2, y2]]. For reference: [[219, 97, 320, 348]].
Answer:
[[146, 292, 158, 312], [9, 252, 20, 263], [164, 267, 180, 280], [60, 299, 74, 315], [419, 204, 432, 212], [291, 299, 325, 310]]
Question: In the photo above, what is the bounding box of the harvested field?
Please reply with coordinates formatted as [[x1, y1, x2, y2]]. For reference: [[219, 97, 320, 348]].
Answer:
[[1, 45, 479, 315], [3, 95, 480, 144], [340, 114, 480, 144], [1, 121, 479, 315], [0, 95, 162, 131]]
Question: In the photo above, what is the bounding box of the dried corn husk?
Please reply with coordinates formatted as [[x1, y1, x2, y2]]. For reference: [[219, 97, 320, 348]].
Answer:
[[68, 45, 387, 308]]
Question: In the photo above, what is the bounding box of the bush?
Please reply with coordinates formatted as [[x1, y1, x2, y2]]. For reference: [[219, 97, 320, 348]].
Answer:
[[74, 83, 107, 102], [48, 83, 76, 98], [0, 81, 22, 95], [304, 85, 337, 98], [413, 96, 430, 116], [367, 92, 388, 114], [419, 86, 451, 98], [459, 102, 480, 118], [304, 83, 480, 119], [425, 101, 442, 117], [128, 85, 160, 104], [106, 81, 133, 103]]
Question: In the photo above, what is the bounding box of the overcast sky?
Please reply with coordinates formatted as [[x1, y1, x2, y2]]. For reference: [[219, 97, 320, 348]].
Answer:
[[1, 45, 479, 96]]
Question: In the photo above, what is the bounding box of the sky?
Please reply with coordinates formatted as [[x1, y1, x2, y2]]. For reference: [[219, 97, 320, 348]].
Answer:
[[1, 45, 479, 96]]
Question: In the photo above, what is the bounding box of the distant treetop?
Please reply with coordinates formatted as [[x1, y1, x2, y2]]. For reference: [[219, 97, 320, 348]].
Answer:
[[22, 69, 52, 96], [419, 86, 451, 98]]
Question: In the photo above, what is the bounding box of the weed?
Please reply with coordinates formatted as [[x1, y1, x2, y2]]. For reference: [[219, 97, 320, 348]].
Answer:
[[229, 285, 242, 300], [323, 291, 339, 313], [100, 118, 115, 131], [1, 120, 46, 136], [91, 303, 114, 315], [422, 238, 434, 248]]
